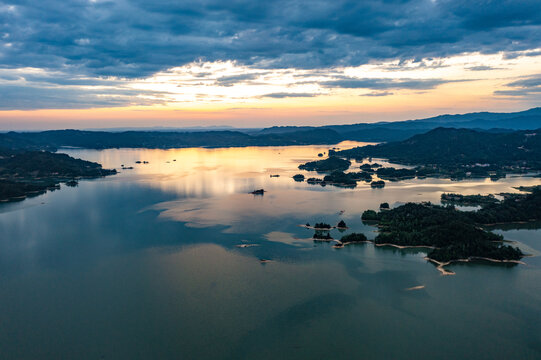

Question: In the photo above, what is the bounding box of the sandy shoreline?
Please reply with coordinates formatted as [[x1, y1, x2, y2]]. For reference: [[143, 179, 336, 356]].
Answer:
[[299, 224, 335, 230], [375, 243, 438, 250], [333, 240, 439, 250], [425, 256, 526, 276], [333, 240, 372, 248], [405, 285, 425, 291], [424, 258, 456, 276], [313, 237, 335, 242], [301, 224, 530, 274]]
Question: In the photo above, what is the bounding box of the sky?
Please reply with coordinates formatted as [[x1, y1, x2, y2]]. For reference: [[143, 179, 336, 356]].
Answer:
[[0, 0, 540, 130]]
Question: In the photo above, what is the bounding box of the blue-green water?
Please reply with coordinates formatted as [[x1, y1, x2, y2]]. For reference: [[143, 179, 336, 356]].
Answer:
[[1, 144, 540, 359]]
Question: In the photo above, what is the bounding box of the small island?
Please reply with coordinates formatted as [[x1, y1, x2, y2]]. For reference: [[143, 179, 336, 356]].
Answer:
[[359, 163, 375, 172], [322, 171, 357, 187], [303, 170, 374, 188], [337, 220, 347, 229], [313, 231, 333, 241], [375, 167, 416, 181], [370, 180, 385, 188], [333, 233, 369, 248], [292, 174, 305, 181], [298, 156, 351, 172], [314, 222, 332, 229]]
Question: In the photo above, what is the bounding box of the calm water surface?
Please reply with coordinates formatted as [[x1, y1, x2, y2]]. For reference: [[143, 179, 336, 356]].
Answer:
[[1, 143, 540, 359]]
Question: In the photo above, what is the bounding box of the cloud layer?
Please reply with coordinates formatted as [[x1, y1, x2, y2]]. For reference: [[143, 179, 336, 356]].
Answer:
[[2, 0, 541, 78], [0, 0, 540, 115]]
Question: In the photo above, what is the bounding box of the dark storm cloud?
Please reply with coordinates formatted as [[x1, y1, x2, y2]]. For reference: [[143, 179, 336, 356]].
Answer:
[[1, 0, 540, 79]]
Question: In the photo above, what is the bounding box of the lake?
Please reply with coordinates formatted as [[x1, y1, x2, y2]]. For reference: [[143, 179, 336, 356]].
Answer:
[[1, 142, 540, 359]]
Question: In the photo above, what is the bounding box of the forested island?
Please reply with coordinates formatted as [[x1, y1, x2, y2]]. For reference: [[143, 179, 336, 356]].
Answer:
[[333, 127, 541, 179], [291, 127, 541, 190], [298, 156, 351, 172], [292, 127, 541, 188], [299, 187, 539, 273], [0, 149, 116, 201], [333, 233, 369, 248], [358, 188, 541, 272], [296, 157, 375, 187], [441, 193, 498, 206]]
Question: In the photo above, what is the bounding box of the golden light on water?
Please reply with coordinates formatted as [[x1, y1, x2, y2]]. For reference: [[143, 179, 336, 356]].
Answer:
[[63, 144, 541, 234]]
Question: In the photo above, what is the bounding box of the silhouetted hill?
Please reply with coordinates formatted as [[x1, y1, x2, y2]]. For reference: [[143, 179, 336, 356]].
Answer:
[[1, 107, 540, 148], [334, 127, 541, 167], [256, 107, 541, 142], [0, 128, 342, 150]]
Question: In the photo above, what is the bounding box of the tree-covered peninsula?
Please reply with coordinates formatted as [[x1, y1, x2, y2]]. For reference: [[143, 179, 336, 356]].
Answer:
[[333, 128, 541, 179], [0, 149, 117, 201], [440, 193, 498, 206], [359, 189, 541, 264]]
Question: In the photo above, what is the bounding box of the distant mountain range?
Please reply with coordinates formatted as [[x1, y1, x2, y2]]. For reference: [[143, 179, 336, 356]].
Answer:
[[0, 107, 540, 150], [258, 107, 541, 142], [0, 128, 343, 150]]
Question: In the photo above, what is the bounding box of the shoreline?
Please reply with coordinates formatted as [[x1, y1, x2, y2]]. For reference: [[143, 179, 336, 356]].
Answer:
[[313, 237, 335, 242], [333, 240, 372, 248], [332, 240, 437, 250], [425, 256, 526, 276], [332, 237, 528, 275], [405, 285, 425, 291], [0, 174, 116, 203], [374, 243, 438, 250], [299, 224, 336, 230]]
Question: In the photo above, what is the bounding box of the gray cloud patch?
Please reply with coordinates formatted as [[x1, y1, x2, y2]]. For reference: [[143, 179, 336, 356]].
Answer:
[[0, 83, 169, 110], [360, 91, 394, 97], [322, 77, 455, 90], [466, 65, 502, 71], [495, 74, 541, 97], [215, 73, 268, 86]]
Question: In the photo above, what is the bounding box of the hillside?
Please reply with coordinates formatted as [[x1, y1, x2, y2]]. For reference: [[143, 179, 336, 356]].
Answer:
[[259, 107, 541, 142], [0, 128, 343, 150], [2, 107, 540, 147], [334, 127, 541, 168]]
